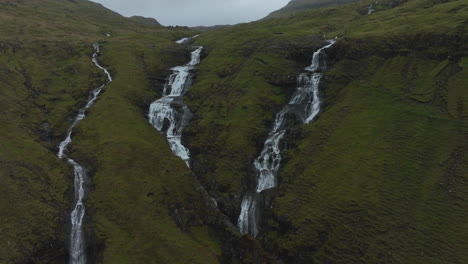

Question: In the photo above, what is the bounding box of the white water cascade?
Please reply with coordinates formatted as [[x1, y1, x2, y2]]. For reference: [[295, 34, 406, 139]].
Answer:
[[148, 37, 203, 167], [238, 40, 335, 237], [368, 2, 377, 14], [176, 34, 199, 44], [57, 43, 112, 264]]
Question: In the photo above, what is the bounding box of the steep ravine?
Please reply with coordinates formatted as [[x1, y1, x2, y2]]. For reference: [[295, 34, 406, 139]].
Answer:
[[57, 43, 112, 264], [238, 40, 335, 237], [149, 36, 202, 167], [147, 37, 273, 263], [259, 36, 468, 263]]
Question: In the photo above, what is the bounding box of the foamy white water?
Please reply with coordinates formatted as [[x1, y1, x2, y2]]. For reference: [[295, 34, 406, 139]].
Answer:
[[368, 2, 377, 14], [238, 195, 259, 237], [57, 43, 112, 264], [238, 40, 335, 237], [149, 37, 202, 167], [175, 35, 199, 44]]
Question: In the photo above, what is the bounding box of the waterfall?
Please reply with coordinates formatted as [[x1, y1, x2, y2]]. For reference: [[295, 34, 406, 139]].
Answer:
[[238, 195, 260, 237], [237, 40, 335, 237], [368, 2, 377, 14], [148, 37, 203, 167], [57, 43, 112, 264], [176, 34, 199, 44]]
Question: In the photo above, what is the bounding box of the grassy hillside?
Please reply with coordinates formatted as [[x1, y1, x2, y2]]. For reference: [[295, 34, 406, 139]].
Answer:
[[129, 16, 162, 26], [1, 0, 467, 263], [265, 0, 361, 18], [0, 0, 235, 263], [272, 49, 467, 263], [187, 0, 468, 262]]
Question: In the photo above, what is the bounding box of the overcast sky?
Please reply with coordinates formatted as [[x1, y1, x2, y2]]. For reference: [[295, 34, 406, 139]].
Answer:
[[92, 0, 290, 27]]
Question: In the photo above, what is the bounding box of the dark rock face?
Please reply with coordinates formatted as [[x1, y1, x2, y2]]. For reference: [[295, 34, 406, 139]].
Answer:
[[27, 240, 68, 264], [40, 122, 52, 142], [330, 34, 467, 62], [381, 0, 409, 8]]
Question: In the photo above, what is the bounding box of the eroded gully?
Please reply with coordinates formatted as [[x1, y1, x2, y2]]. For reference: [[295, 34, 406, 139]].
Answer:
[[57, 43, 112, 264], [237, 40, 336, 237], [148, 37, 202, 167]]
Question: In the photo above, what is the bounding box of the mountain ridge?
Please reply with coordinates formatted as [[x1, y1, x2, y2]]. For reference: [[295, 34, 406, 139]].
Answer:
[[265, 0, 363, 18]]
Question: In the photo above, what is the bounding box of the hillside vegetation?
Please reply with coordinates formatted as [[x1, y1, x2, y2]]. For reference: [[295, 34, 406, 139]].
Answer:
[[0, 0, 233, 263], [187, 0, 468, 262], [0, 0, 466, 263], [266, 0, 362, 18]]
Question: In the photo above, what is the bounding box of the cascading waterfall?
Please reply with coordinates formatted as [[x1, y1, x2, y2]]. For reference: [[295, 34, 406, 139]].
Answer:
[[176, 34, 199, 44], [368, 2, 377, 14], [57, 43, 112, 264], [238, 40, 335, 237], [148, 37, 202, 167]]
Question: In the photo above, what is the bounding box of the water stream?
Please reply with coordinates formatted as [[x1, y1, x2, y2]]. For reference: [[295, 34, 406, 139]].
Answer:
[[176, 34, 199, 44], [148, 37, 202, 167], [368, 2, 377, 14], [57, 43, 112, 264], [238, 40, 335, 237]]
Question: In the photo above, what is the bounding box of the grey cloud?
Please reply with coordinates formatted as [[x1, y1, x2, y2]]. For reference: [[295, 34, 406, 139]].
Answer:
[[92, 0, 290, 26]]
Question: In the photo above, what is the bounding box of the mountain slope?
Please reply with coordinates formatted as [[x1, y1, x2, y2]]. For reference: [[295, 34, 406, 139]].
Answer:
[[266, 0, 362, 18], [129, 16, 162, 26], [1, 0, 467, 263], [0, 0, 233, 263], [187, 0, 468, 262]]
